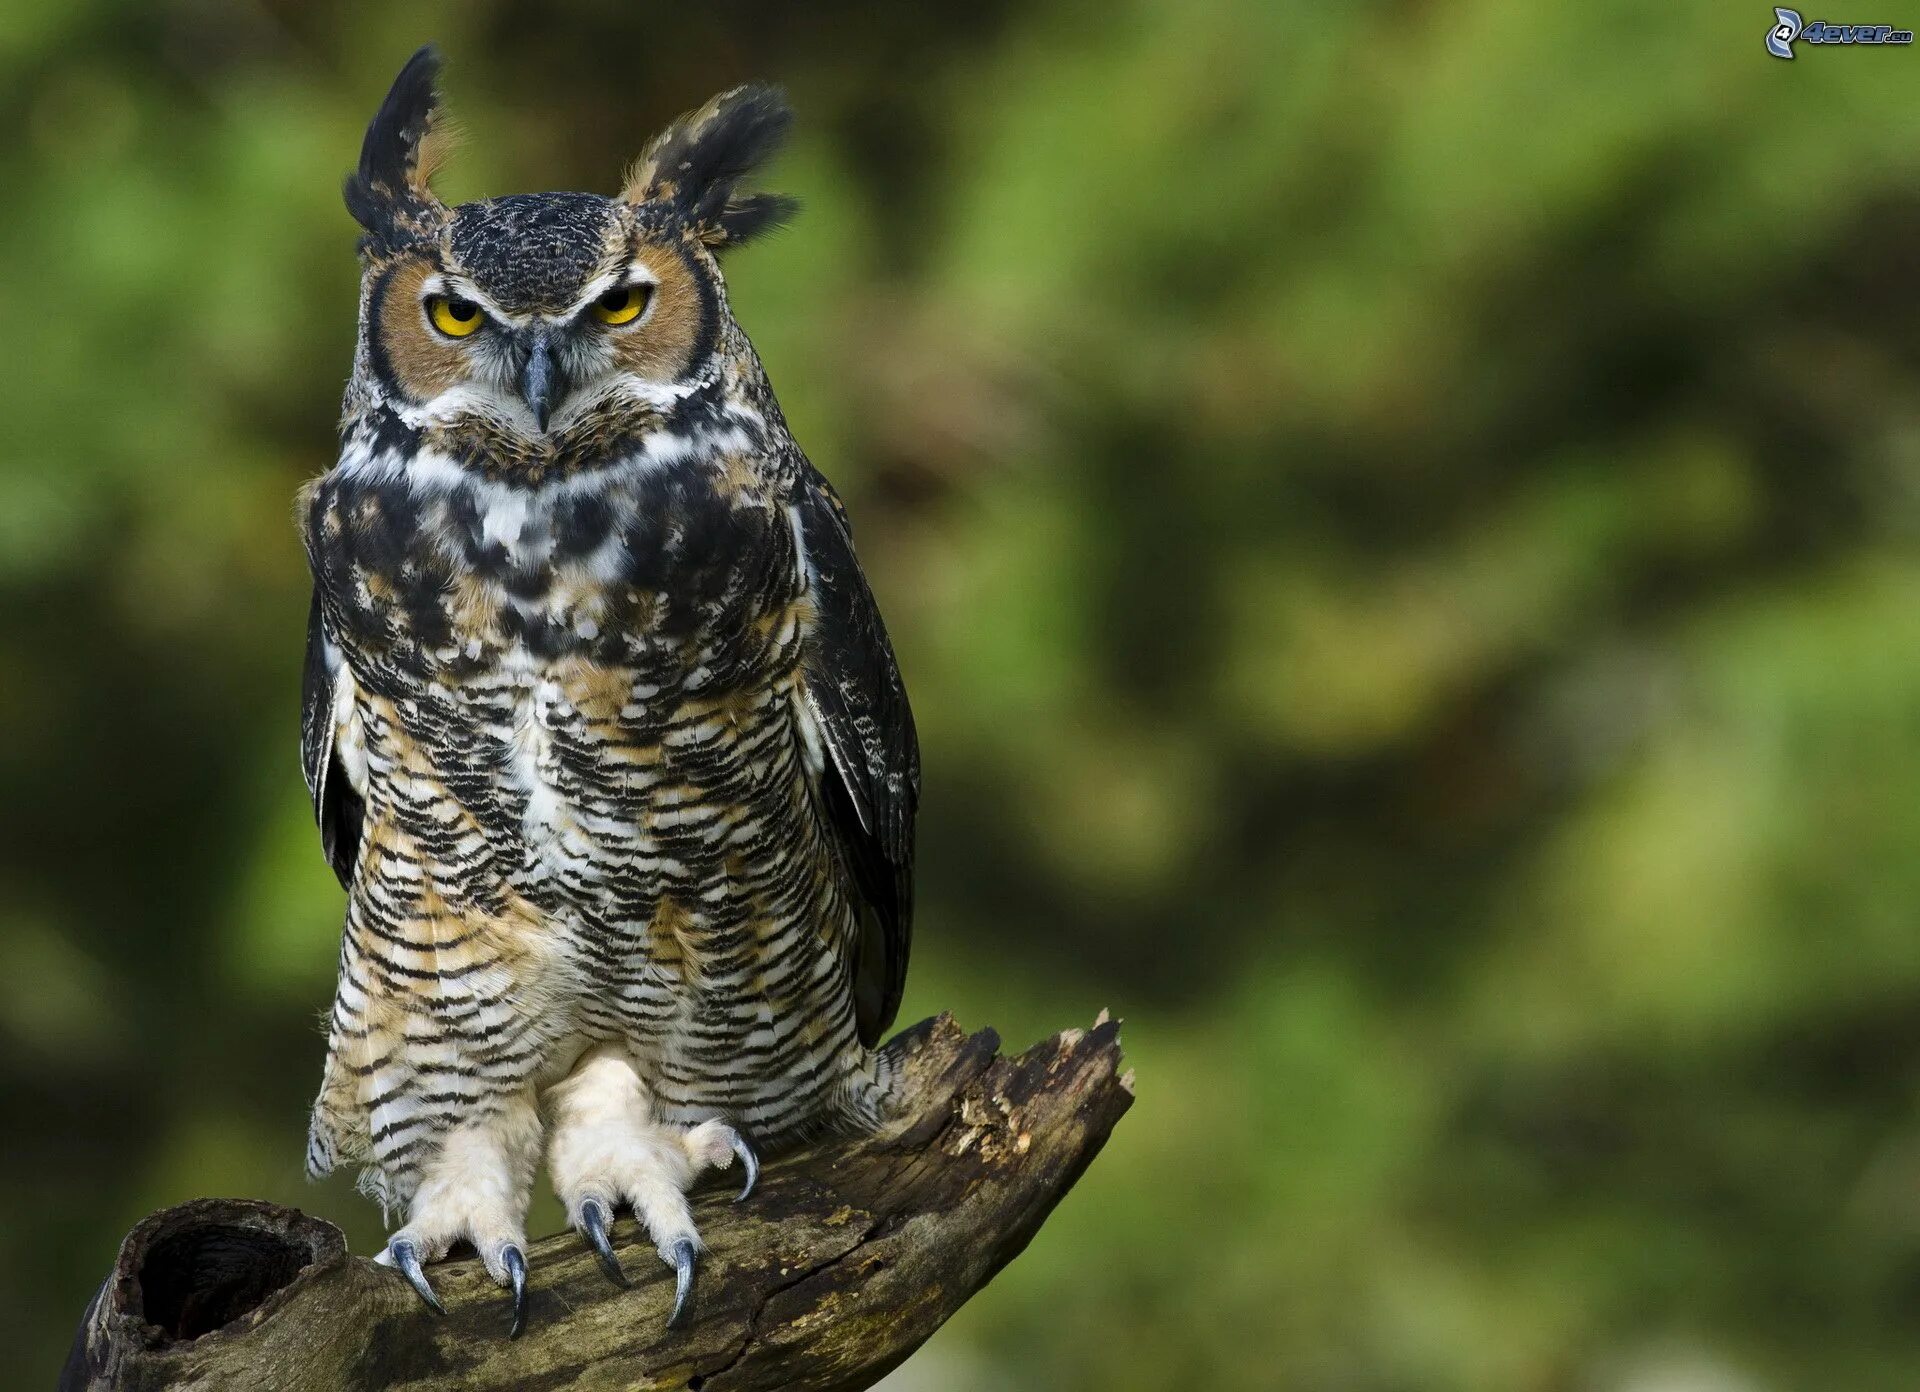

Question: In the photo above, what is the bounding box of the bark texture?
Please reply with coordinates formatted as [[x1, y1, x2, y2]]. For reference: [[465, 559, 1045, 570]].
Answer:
[[61, 1014, 1132, 1391]]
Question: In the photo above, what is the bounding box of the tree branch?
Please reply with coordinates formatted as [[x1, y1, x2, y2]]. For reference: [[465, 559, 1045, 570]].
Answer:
[[62, 1014, 1133, 1391]]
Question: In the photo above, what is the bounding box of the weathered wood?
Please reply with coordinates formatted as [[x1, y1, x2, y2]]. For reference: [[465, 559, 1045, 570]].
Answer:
[[62, 1014, 1132, 1391]]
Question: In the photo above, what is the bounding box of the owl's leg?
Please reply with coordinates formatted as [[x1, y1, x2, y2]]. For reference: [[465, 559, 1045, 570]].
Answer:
[[544, 1043, 758, 1327], [372, 1089, 543, 1337]]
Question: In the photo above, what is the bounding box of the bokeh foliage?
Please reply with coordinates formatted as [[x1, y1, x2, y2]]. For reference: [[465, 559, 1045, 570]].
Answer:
[[4, 1, 1920, 1387]]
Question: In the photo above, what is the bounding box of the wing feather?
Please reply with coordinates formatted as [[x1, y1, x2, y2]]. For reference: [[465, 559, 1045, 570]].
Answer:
[[301, 592, 363, 889], [792, 469, 919, 1047]]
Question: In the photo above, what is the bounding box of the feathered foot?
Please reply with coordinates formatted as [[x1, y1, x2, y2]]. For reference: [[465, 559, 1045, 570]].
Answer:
[[544, 1043, 758, 1327], [372, 1094, 541, 1338]]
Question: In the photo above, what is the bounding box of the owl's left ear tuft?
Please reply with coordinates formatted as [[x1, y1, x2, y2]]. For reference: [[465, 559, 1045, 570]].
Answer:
[[345, 45, 454, 253], [623, 84, 799, 249]]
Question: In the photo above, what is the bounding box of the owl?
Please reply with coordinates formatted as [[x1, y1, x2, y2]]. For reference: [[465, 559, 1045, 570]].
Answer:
[[298, 48, 917, 1337]]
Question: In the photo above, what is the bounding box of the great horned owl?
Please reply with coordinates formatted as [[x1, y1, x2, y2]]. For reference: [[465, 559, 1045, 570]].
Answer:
[[299, 48, 917, 1336]]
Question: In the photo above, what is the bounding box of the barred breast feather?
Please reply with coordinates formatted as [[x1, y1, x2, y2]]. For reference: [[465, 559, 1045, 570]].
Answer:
[[298, 372, 917, 1210]]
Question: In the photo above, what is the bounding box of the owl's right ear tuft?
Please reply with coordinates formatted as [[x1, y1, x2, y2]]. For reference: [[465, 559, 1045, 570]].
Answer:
[[344, 45, 453, 253]]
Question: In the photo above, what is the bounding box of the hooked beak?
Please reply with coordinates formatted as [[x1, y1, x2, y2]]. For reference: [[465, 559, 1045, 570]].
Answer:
[[517, 329, 562, 432]]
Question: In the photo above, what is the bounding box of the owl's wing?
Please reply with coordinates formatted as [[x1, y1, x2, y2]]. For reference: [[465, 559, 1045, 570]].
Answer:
[[794, 467, 920, 1048], [301, 592, 363, 889]]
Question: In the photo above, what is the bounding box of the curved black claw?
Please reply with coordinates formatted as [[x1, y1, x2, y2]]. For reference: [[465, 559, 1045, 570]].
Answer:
[[503, 1245, 529, 1340], [731, 1130, 760, 1202], [666, 1238, 697, 1328], [581, 1199, 628, 1288], [389, 1239, 445, 1315]]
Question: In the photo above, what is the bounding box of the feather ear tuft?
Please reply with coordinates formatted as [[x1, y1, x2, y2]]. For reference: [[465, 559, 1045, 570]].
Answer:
[[710, 191, 801, 249], [344, 46, 452, 254], [622, 84, 798, 249]]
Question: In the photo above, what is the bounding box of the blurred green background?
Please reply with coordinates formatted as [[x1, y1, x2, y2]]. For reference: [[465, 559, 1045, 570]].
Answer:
[[4, 1, 1920, 1387]]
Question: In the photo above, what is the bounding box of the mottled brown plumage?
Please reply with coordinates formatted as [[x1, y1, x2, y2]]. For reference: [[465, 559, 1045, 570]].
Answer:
[[298, 47, 917, 1334]]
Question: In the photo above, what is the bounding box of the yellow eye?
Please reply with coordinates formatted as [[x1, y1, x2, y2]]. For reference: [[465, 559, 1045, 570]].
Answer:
[[426, 294, 484, 338], [590, 283, 650, 326]]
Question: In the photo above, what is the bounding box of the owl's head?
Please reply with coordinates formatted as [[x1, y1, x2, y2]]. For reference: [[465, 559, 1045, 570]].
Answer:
[[344, 47, 794, 441]]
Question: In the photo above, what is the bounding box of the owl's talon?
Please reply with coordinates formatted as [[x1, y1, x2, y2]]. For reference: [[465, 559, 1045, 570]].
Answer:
[[387, 1239, 445, 1315], [580, 1199, 628, 1287], [666, 1238, 697, 1328], [503, 1244, 529, 1339], [730, 1131, 759, 1202]]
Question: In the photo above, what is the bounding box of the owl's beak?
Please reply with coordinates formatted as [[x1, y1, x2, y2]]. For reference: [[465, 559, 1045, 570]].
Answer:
[[517, 329, 562, 432]]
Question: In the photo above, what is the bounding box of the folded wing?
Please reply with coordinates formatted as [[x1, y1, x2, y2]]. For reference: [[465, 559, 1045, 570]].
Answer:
[[793, 469, 920, 1047]]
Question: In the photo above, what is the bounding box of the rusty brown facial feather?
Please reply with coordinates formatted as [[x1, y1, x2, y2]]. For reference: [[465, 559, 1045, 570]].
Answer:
[[606, 239, 707, 385], [376, 256, 473, 403]]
